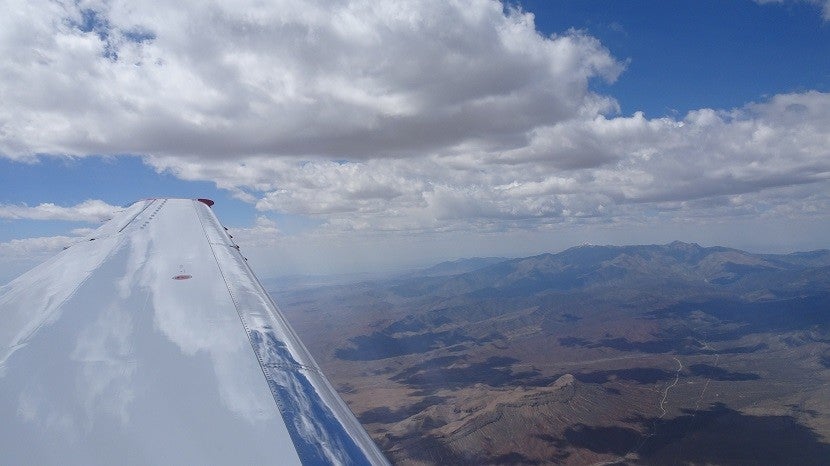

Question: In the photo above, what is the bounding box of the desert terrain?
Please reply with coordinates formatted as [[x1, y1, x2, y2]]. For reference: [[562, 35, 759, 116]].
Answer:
[[271, 242, 830, 464]]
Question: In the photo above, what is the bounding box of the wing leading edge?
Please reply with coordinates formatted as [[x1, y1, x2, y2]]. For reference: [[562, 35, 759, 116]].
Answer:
[[0, 198, 389, 465]]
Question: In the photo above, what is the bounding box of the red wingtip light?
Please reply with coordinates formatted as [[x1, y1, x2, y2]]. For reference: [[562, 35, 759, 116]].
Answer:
[[197, 198, 215, 207]]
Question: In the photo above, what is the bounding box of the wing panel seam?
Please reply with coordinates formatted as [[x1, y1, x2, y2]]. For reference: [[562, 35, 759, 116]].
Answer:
[[117, 198, 157, 233]]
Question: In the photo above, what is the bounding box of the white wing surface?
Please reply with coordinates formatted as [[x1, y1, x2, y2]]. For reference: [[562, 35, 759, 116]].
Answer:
[[0, 198, 389, 465]]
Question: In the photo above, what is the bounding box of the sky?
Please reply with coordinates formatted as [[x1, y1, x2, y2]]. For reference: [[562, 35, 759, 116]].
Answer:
[[1, 0, 829, 282]]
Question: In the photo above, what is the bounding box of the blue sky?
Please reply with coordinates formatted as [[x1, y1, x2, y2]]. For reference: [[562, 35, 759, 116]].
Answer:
[[1, 0, 829, 282], [523, 0, 830, 116], [0, 157, 243, 239]]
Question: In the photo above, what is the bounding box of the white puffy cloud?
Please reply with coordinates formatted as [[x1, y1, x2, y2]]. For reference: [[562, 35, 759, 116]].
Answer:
[[229, 216, 282, 249], [1, 0, 828, 251], [150, 90, 830, 234], [0, 200, 121, 223], [0, 0, 621, 161]]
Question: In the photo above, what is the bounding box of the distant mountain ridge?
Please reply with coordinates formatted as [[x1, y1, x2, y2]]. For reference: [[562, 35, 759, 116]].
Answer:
[[405, 257, 510, 278], [396, 241, 830, 300]]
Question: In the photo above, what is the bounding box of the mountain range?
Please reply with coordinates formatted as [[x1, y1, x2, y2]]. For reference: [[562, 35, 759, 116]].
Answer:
[[275, 242, 830, 464]]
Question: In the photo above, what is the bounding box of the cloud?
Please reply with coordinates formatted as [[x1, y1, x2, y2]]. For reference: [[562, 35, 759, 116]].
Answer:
[[229, 216, 282, 248], [149, 91, 830, 234], [0, 236, 77, 261], [754, 0, 830, 20], [0, 200, 121, 223], [1, 0, 828, 244], [0, 0, 621, 161]]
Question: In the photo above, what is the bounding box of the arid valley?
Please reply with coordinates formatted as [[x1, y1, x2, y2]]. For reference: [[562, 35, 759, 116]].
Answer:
[[274, 242, 830, 464]]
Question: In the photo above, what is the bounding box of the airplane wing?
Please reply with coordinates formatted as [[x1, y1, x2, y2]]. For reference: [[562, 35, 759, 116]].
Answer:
[[0, 198, 389, 465]]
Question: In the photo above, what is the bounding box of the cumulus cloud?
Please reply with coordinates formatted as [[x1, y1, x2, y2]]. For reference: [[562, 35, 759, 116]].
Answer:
[[1, 0, 828, 242], [229, 216, 283, 248], [0, 200, 121, 223], [0, 0, 621, 160], [149, 91, 830, 233]]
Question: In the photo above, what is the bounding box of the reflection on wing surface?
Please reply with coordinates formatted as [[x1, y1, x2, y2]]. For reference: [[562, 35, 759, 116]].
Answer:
[[0, 198, 388, 465]]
